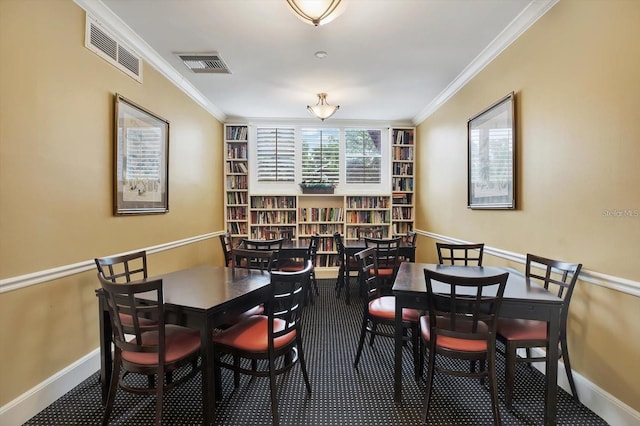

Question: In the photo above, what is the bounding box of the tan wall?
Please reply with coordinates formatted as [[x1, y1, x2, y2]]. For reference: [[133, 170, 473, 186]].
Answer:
[[0, 0, 224, 405], [415, 0, 640, 410]]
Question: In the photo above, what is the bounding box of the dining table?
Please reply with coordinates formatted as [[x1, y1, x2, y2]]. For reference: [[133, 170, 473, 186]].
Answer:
[[95, 265, 272, 425], [392, 262, 564, 425]]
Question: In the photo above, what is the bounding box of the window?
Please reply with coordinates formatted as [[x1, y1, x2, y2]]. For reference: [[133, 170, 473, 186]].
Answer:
[[345, 129, 382, 184], [256, 127, 295, 182], [301, 128, 339, 183]]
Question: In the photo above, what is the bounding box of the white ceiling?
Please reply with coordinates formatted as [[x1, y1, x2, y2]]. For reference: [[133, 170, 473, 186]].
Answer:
[[83, 0, 555, 124]]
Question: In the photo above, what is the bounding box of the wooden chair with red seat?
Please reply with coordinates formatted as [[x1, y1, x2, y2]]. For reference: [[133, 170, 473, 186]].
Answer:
[[97, 272, 201, 426], [353, 247, 422, 379], [219, 231, 234, 267], [420, 268, 509, 425], [212, 262, 313, 426], [333, 232, 359, 302], [277, 234, 320, 304], [497, 254, 583, 408], [364, 236, 402, 292], [95, 252, 160, 391], [436, 242, 485, 266], [241, 237, 284, 270]]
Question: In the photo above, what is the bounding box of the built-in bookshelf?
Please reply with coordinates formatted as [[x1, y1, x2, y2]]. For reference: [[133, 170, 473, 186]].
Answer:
[[223, 125, 416, 274], [391, 127, 415, 238], [224, 125, 249, 239], [249, 195, 297, 240], [344, 196, 392, 240]]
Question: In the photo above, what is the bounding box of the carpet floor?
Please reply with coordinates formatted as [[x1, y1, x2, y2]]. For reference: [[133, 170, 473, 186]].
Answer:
[[25, 279, 608, 425]]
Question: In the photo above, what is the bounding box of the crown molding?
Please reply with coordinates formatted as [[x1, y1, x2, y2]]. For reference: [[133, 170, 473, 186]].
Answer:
[[412, 0, 560, 124], [73, 0, 226, 121]]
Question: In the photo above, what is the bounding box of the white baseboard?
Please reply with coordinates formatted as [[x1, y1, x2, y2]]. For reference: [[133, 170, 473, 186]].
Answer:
[[527, 348, 640, 425], [1, 347, 638, 426], [0, 349, 100, 426]]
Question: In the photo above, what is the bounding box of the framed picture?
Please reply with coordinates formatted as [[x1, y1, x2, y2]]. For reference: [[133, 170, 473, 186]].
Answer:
[[114, 94, 169, 215], [467, 92, 516, 209]]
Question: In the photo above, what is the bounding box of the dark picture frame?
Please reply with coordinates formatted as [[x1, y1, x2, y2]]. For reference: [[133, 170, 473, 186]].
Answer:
[[114, 94, 169, 215], [467, 92, 516, 209]]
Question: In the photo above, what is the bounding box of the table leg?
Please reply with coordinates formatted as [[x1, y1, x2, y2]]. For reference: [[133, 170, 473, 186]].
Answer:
[[545, 312, 560, 425], [201, 321, 215, 425], [345, 260, 351, 305], [394, 301, 403, 402]]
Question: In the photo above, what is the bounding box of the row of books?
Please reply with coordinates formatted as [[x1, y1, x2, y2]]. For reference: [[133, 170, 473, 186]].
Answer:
[[393, 146, 414, 160], [227, 222, 248, 235], [345, 196, 390, 209], [250, 211, 297, 224], [393, 130, 414, 145], [226, 206, 247, 220], [392, 206, 413, 220], [345, 210, 390, 224], [226, 144, 247, 159], [226, 160, 248, 174], [392, 163, 413, 175], [226, 126, 248, 141], [227, 192, 247, 205], [392, 178, 414, 192], [298, 223, 343, 236], [251, 196, 296, 209], [299, 207, 344, 222], [226, 175, 247, 190], [392, 193, 413, 205]]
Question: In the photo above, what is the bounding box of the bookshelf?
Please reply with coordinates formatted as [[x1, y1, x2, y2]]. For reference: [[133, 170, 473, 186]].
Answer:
[[224, 125, 249, 239], [391, 127, 415, 239], [298, 195, 344, 272], [344, 195, 392, 240], [249, 195, 297, 240]]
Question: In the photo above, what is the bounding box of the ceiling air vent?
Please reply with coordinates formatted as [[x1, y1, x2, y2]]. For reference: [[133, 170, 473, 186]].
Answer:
[[178, 53, 231, 74], [85, 14, 142, 83]]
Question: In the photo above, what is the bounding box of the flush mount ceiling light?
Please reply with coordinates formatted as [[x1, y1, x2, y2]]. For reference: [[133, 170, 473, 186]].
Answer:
[[286, 0, 344, 26], [307, 93, 340, 121]]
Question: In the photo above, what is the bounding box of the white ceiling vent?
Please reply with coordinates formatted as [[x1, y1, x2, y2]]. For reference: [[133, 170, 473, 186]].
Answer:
[[85, 14, 142, 83], [177, 53, 231, 74]]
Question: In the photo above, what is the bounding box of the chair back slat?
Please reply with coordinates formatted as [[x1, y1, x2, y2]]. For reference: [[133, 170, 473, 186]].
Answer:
[[95, 251, 148, 283], [353, 247, 382, 300], [436, 243, 484, 266], [268, 261, 312, 341], [231, 248, 274, 272], [97, 272, 164, 357], [219, 232, 234, 266], [423, 269, 508, 344]]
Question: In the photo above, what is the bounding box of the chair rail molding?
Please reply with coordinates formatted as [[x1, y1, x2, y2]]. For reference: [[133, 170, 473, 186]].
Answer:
[[0, 232, 220, 294], [418, 230, 640, 298]]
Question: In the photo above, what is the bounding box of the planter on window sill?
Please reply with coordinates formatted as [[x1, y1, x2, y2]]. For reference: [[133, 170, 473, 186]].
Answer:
[[299, 182, 336, 194]]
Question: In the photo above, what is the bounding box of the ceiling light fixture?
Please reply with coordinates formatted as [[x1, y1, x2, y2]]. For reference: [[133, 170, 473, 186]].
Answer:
[[286, 0, 344, 26], [307, 93, 340, 121]]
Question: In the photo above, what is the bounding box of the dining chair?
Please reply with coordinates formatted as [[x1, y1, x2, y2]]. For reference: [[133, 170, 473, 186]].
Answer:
[[353, 247, 421, 378], [241, 237, 284, 269], [219, 231, 234, 267], [420, 268, 509, 425], [333, 232, 359, 301], [212, 262, 313, 426], [277, 234, 320, 304], [399, 230, 417, 262], [436, 242, 485, 266], [364, 236, 402, 292], [496, 253, 583, 407], [97, 272, 201, 426]]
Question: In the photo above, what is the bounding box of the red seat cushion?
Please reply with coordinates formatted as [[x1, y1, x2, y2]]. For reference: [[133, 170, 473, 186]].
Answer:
[[224, 305, 265, 326], [122, 324, 201, 365], [420, 315, 488, 352], [212, 315, 296, 352], [497, 318, 547, 341], [279, 260, 305, 272], [368, 296, 421, 322]]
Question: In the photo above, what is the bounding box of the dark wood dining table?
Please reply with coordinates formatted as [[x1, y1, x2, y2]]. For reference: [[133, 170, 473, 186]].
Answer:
[[392, 262, 564, 425], [95, 265, 272, 425]]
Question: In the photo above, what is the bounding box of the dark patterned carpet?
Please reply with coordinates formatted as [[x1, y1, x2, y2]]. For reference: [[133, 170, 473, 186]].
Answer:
[[25, 279, 607, 425]]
